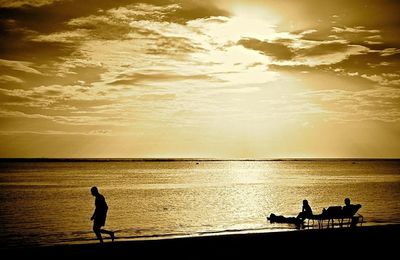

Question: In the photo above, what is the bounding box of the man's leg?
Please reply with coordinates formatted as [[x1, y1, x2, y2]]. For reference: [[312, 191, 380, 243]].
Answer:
[[100, 229, 115, 242], [93, 224, 104, 243]]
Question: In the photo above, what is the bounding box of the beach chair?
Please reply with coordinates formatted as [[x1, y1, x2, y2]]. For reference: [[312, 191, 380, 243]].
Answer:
[[340, 204, 364, 227], [307, 205, 363, 228]]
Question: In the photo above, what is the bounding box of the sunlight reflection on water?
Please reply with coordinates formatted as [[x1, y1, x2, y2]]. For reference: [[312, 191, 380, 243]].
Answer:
[[0, 160, 399, 247]]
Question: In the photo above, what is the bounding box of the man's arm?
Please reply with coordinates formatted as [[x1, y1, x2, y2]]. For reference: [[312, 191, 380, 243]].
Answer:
[[91, 199, 97, 220], [91, 210, 96, 221]]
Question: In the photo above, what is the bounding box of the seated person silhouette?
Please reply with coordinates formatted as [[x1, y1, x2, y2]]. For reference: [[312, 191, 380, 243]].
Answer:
[[297, 199, 313, 221], [267, 199, 313, 226], [267, 213, 302, 225], [342, 198, 361, 216], [342, 198, 362, 227]]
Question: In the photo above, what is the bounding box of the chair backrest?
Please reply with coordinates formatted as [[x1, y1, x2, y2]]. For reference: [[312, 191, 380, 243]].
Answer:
[[326, 206, 343, 217], [342, 204, 362, 217]]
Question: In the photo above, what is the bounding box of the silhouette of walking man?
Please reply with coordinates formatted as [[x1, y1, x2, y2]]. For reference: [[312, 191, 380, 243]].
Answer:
[[90, 186, 114, 243]]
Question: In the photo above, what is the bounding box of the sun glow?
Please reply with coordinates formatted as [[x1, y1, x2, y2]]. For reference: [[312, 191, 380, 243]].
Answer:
[[1, 0, 399, 158]]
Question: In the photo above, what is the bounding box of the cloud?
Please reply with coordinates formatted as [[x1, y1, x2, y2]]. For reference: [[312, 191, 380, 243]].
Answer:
[[64, 4, 169, 41], [109, 72, 215, 85], [366, 35, 382, 40], [0, 108, 127, 126], [239, 37, 370, 68], [30, 2, 223, 42], [88, 129, 113, 135], [49, 7, 278, 88], [0, 129, 113, 136], [0, 75, 24, 83], [105, 3, 181, 22], [297, 42, 353, 57], [299, 87, 400, 123], [268, 30, 399, 88], [332, 49, 400, 78], [25, 3, 208, 79], [332, 26, 380, 34], [0, 109, 49, 119], [0, 58, 42, 74], [296, 44, 369, 66], [0, 0, 226, 74], [1, 0, 399, 137], [141, 34, 205, 56], [379, 48, 400, 57], [361, 73, 400, 86], [299, 29, 318, 36], [0, 0, 59, 8], [31, 29, 88, 43], [0, 84, 107, 111], [137, 94, 176, 101], [364, 41, 383, 45], [300, 27, 385, 51], [238, 38, 295, 60]]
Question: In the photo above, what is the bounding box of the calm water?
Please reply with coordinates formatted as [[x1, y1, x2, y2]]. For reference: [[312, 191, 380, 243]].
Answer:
[[0, 159, 399, 248]]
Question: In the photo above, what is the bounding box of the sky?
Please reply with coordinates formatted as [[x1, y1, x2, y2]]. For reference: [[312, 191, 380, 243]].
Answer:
[[0, 0, 399, 158]]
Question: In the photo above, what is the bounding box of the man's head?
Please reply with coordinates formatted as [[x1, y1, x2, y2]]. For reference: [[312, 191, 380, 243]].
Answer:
[[91, 186, 99, 196], [345, 198, 350, 206]]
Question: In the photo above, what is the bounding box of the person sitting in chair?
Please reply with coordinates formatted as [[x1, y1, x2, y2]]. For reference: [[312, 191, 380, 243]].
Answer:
[[297, 199, 313, 221], [342, 198, 362, 227]]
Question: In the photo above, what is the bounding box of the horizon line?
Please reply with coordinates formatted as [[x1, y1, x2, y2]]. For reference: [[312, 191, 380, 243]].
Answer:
[[0, 157, 399, 161]]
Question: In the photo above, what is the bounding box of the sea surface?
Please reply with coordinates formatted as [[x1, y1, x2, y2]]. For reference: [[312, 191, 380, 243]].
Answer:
[[0, 159, 399, 248]]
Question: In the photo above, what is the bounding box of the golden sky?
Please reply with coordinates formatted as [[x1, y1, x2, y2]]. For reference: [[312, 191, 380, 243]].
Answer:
[[0, 0, 399, 158]]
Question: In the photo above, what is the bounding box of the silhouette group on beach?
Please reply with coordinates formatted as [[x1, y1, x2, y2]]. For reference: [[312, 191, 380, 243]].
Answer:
[[267, 198, 362, 228], [89, 185, 363, 243]]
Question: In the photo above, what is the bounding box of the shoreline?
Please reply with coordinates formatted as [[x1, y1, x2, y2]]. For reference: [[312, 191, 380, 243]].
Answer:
[[3, 224, 399, 257]]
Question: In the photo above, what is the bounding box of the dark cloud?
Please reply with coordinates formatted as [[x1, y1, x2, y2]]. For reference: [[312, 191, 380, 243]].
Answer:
[[144, 35, 204, 56], [0, 0, 226, 79], [297, 27, 388, 50], [269, 48, 400, 89], [238, 38, 295, 60], [332, 45, 400, 73], [0, 64, 106, 91], [0, 39, 77, 63], [238, 37, 368, 66], [268, 64, 315, 72], [109, 72, 214, 85], [0, 1, 147, 33], [0, 0, 228, 34], [73, 22, 132, 41], [297, 42, 351, 57], [170, 0, 229, 23], [0, 17, 78, 62]]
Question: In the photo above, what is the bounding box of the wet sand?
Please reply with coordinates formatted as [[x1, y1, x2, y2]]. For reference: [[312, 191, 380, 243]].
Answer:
[[3, 224, 399, 258]]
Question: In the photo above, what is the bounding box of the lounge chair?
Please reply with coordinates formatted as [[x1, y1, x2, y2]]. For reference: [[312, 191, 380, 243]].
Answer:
[[306, 205, 363, 228]]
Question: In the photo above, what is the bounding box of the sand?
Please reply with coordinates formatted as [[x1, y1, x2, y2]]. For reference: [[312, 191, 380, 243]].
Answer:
[[3, 224, 399, 258]]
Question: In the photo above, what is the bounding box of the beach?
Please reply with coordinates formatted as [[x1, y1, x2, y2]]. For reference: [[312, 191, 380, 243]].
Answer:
[[2, 0, 400, 257], [4, 224, 399, 258]]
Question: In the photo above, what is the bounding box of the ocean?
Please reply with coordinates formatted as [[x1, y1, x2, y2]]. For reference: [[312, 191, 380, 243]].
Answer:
[[0, 159, 399, 248]]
